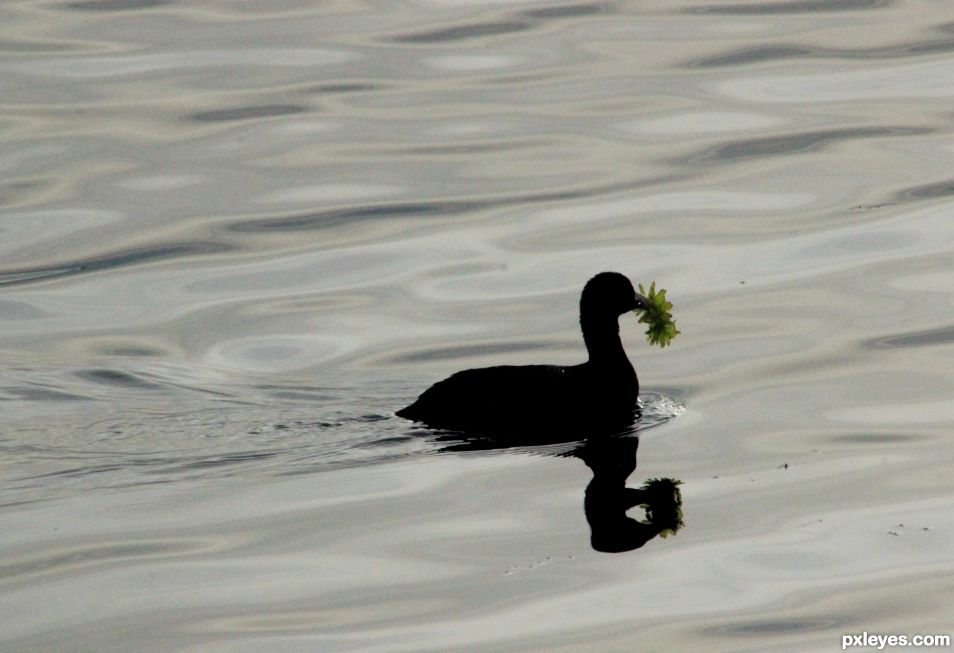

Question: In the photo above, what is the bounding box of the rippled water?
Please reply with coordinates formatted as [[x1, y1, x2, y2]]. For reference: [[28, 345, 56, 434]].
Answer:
[[3, 1, 954, 651]]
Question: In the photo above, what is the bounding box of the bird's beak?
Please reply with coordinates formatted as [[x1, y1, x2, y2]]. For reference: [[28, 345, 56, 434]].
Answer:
[[631, 294, 653, 312]]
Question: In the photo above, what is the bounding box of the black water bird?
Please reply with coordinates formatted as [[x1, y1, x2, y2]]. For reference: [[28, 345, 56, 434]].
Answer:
[[397, 272, 653, 436]]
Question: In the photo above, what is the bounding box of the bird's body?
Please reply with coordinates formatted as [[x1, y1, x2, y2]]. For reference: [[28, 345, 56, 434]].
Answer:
[[397, 360, 636, 433], [397, 272, 651, 436]]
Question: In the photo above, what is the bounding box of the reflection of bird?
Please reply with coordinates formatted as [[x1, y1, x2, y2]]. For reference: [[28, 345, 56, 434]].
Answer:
[[576, 437, 683, 553], [431, 432, 684, 554], [397, 272, 652, 436]]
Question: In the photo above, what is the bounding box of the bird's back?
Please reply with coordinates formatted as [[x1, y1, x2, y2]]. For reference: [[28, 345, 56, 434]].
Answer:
[[397, 362, 637, 435]]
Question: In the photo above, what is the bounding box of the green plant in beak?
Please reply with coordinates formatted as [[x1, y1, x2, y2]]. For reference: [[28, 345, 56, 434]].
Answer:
[[635, 282, 680, 347]]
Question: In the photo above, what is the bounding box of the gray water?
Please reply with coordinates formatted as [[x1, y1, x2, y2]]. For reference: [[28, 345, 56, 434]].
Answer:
[[3, 1, 954, 651]]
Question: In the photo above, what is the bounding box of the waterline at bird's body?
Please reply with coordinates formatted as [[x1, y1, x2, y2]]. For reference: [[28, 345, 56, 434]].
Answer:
[[397, 272, 652, 436]]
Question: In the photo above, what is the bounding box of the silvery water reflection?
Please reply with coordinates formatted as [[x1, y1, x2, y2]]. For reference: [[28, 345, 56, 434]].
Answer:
[[4, 0, 954, 650], [434, 426, 684, 554]]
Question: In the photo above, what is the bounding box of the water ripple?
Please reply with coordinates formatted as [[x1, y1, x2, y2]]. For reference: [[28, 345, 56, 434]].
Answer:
[[389, 20, 534, 44], [387, 3, 609, 46], [0, 40, 80, 53], [865, 325, 954, 349], [684, 0, 891, 14], [0, 538, 223, 586], [388, 341, 557, 364], [62, 0, 172, 10], [520, 4, 606, 20], [228, 180, 655, 233], [187, 104, 310, 123], [227, 200, 487, 233], [893, 178, 954, 202], [75, 369, 165, 390], [305, 83, 383, 95], [687, 38, 954, 68], [0, 242, 235, 287], [0, 49, 353, 80], [3, 386, 91, 402], [718, 58, 954, 101], [686, 126, 930, 163]]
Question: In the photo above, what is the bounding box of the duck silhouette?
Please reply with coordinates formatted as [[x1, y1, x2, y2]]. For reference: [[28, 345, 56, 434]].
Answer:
[[431, 433, 684, 553], [575, 437, 683, 552], [397, 272, 653, 436]]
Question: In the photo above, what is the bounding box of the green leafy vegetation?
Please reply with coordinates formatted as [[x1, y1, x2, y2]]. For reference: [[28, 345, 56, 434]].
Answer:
[[635, 282, 680, 347], [639, 477, 684, 538]]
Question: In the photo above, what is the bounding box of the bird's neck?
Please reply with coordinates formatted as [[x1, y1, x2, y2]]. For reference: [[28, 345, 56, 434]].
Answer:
[[582, 315, 630, 367]]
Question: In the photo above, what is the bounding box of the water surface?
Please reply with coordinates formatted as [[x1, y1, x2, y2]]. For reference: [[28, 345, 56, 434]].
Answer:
[[3, 1, 954, 651]]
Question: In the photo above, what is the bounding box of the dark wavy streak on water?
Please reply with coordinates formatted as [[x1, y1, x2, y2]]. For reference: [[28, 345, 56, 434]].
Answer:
[[0, 243, 235, 288]]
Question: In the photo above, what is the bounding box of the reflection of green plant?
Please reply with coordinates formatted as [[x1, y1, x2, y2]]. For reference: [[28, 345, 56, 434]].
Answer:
[[639, 477, 684, 538], [635, 282, 680, 348]]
